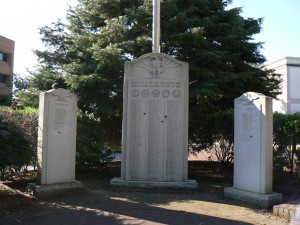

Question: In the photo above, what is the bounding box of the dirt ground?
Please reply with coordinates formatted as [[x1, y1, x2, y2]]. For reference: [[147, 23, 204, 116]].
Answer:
[[0, 162, 299, 225]]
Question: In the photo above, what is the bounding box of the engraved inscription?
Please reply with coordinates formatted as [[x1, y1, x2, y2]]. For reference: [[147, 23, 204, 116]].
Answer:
[[54, 101, 69, 132], [166, 99, 182, 180], [147, 99, 164, 180], [127, 78, 185, 181], [241, 106, 256, 139], [243, 112, 254, 132], [128, 99, 145, 179]]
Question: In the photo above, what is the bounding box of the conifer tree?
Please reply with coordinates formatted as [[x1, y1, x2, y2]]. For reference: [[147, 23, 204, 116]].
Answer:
[[28, 0, 281, 147]]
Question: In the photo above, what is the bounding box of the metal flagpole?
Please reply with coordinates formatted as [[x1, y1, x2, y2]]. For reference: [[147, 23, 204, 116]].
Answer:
[[152, 0, 161, 53]]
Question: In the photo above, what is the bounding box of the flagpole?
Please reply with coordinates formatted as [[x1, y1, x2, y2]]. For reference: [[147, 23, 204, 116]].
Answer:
[[152, 0, 161, 53]]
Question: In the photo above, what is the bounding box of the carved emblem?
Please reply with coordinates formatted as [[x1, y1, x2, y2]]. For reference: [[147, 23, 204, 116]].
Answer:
[[49, 88, 74, 101], [133, 55, 180, 79], [162, 89, 171, 98], [131, 89, 140, 97], [141, 89, 150, 97], [151, 89, 160, 98], [172, 89, 181, 98]]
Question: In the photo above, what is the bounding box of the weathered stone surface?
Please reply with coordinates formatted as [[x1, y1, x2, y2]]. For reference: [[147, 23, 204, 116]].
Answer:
[[111, 53, 196, 189], [225, 92, 282, 207], [37, 88, 78, 185], [233, 92, 273, 193]]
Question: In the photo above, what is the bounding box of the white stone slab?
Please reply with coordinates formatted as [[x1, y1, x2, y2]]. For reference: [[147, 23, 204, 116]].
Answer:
[[111, 53, 195, 189], [37, 88, 78, 185], [233, 92, 273, 194]]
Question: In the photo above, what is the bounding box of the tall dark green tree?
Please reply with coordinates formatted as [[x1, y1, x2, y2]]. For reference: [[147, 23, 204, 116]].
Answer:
[[28, 0, 281, 148]]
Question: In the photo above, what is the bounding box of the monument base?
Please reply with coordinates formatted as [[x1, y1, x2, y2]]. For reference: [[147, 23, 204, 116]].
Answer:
[[224, 187, 282, 208], [27, 181, 84, 198], [110, 177, 198, 190]]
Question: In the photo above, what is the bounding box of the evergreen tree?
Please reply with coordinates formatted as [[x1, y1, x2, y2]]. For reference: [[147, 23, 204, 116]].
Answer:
[[28, 0, 281, 148]]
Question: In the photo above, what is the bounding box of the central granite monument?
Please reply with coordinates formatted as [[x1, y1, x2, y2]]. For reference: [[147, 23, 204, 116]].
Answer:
[[110, 0, 197, 189], [110, 53, 197, 189]]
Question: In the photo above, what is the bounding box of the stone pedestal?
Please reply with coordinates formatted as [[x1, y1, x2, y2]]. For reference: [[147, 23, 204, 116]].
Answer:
[[224, 92, 282, 207], [224, 187, 282, 208], [110, 178, 198, 190], [27, 181, 84, 198], [29, 88, 82, 196], [110, 53, 197, 190]]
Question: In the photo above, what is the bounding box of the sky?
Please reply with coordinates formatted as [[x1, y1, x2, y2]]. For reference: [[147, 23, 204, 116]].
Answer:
[[229, 0, 300, 63], [0, 0, 300, 77], [0, 0, 78, 76]]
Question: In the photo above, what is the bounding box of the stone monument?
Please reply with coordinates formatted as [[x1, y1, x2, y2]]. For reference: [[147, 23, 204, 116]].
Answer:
[[27, 88, 83, 196], [110, 0, 197, 189], [224, 92, 282, 207], [110, 53, 197, 189]]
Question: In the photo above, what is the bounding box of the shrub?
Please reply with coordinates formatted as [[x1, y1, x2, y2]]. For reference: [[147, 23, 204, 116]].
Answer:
[[76, 110, 114, 172], [0, 107, 38, 180], [191, 109, 234, 168], [0, 106, 115, 179], [273, 112, 300, 177]]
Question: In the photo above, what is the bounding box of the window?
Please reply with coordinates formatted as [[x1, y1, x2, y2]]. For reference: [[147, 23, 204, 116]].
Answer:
[[0, 74, 7, 83], [0, 52, 8, 62]]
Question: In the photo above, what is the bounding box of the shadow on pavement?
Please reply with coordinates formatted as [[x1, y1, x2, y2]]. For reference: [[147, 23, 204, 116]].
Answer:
[[0, 190, 253, 225]]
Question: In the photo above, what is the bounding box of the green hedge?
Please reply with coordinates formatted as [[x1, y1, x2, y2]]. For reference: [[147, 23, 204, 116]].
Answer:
[[76, 110, 113, 172]]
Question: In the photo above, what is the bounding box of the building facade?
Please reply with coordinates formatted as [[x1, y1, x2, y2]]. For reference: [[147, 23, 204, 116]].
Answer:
[[0, 35, 14, 105], [265, 57, 300, 114]]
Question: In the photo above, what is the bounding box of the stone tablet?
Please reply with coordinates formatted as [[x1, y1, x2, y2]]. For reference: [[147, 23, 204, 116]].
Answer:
[[224, 92, 282, 207], [234, 92, 273, 193], [114, 53, 194, 188], [37, 88, 78, 185]]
